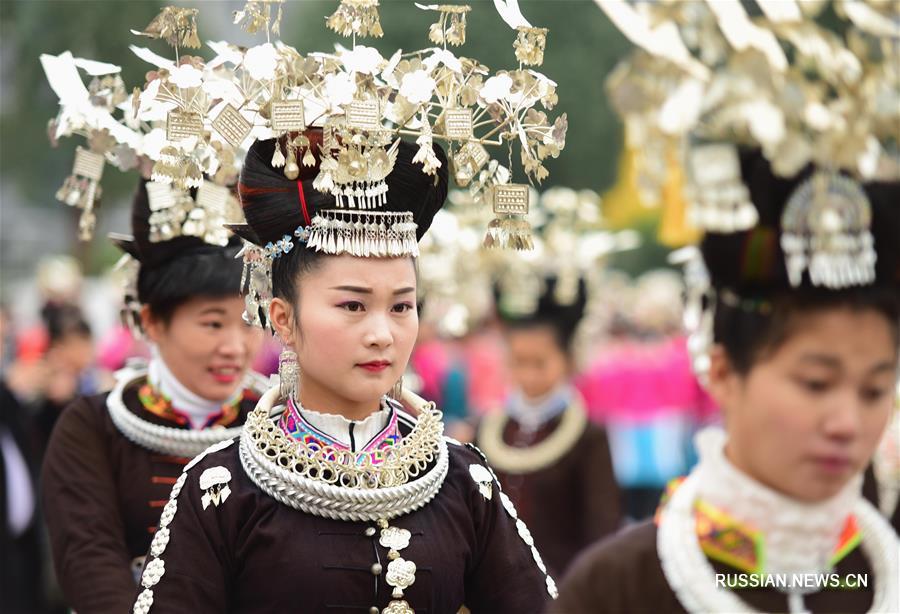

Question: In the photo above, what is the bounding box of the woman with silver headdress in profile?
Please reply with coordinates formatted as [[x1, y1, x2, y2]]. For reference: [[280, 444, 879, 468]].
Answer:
[[554, 2, 900, 612], [553, 149, 900, 614]]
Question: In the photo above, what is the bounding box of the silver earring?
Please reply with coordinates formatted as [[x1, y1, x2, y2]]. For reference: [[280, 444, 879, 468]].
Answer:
[[278, 347, 299, 400]]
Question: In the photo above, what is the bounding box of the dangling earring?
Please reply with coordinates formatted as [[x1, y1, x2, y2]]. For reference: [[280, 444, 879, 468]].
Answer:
[[389, 377, 404, 401], [278, 348, 299, 400]]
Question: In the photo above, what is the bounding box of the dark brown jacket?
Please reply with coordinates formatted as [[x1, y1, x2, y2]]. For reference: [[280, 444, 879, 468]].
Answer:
[[551, 520, 876, 614], [135, 436, 553, 613], [477, 414, 621, 577], [41, 378, 256, 613]]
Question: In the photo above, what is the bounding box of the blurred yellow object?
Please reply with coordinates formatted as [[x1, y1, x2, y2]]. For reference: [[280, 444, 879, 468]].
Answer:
[[600, 143, 657, 230], [658, 145, 701, 247]]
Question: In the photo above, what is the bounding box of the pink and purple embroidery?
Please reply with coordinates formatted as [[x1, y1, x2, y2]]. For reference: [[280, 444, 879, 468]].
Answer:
[[279, 397, 401, 465]]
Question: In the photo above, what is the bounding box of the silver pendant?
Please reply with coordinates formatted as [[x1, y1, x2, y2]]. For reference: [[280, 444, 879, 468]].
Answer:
[[385, 558, 417, 597], [382, 600, 414, 614], [469, 464, 494, 500], [379, 526, 411, 552], [199, 466, 232, 509]]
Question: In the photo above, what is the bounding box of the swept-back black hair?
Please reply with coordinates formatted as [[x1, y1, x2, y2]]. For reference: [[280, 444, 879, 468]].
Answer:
[[237, 134, 449, 307], [137, 243, 244, 323]]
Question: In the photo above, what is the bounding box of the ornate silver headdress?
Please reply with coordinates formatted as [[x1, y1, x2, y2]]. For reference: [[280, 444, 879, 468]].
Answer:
[[42, 6, 247, 244], [212, 0, 566, 328], [223, 0, 566, 257], [111, 249, 144, 339], [781, 171, 876, 289], [45, 2, 568, 332], [598, 0, 898, 290]]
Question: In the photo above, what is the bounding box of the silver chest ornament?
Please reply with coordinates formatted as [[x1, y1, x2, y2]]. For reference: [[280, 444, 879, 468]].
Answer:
[[377, 519, 416, 613], [385, 558, 417, 599], [379, 526, 412, 551], [198, 466, 232, 509], [469, 464, 494, 500]]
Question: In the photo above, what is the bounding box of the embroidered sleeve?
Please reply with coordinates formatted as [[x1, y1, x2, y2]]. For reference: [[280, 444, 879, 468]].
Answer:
[[133, 440, 234, 614], [458, 441, 555, 613]]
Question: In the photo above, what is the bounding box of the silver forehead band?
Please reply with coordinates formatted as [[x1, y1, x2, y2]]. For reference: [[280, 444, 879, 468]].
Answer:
[[263, 210, 419, 260]]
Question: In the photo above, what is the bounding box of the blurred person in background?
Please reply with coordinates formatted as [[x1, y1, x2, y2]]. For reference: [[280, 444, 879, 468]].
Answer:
[[0, 304, 45, 613], [470, 189, 630, 579], [32, 303, 100, 460], [477, 274, 621, 578]]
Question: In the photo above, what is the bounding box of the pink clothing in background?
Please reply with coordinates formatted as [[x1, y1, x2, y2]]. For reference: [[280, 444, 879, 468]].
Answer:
[[575, 336, 717, 425], [460, 329, 508, 415], [411, 339, 452, 404], [96, 325, 149, 372]]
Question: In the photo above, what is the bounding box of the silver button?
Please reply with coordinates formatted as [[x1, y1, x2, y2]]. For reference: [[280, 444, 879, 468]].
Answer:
[[365, 527, 377, 537], [369, 608, 380, 614], [370, 563, 383, 575]]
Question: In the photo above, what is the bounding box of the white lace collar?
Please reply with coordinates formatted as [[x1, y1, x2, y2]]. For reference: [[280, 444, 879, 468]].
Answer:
[[147, 347, 242, 429], [294, 400, 392, 451], [657, 454, 899, 614], [505, 384, 573, 433], [694, 427, 862, 577]]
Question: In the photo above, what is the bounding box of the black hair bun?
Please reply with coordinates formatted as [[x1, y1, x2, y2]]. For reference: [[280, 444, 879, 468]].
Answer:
[[495, 275, 588, 351], [700, 149, 900, 293], [236, 132, 449, 248]]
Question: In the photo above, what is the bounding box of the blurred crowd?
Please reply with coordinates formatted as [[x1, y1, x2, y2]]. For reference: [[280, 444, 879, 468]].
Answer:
[[1, 251, 716, 611]]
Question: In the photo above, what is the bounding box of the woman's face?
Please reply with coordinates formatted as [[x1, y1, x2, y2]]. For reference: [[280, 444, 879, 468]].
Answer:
[[709, 307, 898, 503], [271, 255, 418, 419], [48, 333, 94, 375], [505, 325, 570, 400], [143, 296, 263, 402]]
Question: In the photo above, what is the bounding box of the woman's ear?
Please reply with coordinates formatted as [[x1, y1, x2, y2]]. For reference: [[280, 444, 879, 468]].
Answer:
[[140, 305, 162, 344], [706, 344, 740, 416], [269, 297, 296, 348]]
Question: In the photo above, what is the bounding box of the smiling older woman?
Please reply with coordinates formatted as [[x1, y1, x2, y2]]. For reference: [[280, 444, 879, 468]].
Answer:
[[41, 179, 266, 613]]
